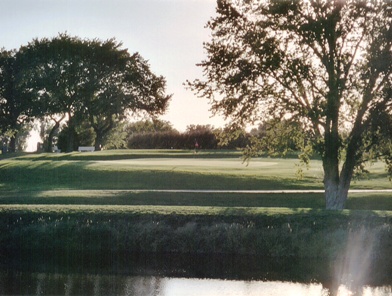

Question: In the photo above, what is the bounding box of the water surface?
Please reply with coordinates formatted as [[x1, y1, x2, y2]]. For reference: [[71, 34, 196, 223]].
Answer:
[[1, 254, 391, 295], [1, 272, 392, 296]]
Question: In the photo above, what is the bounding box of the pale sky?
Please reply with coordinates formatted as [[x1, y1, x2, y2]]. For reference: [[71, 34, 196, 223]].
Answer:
[[1, 0, 226, 132]]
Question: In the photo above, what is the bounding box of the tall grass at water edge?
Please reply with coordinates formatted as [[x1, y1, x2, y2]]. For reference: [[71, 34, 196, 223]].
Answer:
[[1, 205, 392, 259]]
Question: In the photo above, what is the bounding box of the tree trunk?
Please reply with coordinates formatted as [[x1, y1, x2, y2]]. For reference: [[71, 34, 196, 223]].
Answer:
[[323, 158, 346, 210], [323, 123, 343, 209], [92, 118, 114, 151], [94, 131, 103, 151], [324, 139, 358, 210], [66, 126, 75, 152], [45, 115, 65, 152], [1, 138, 8, 154], [45, 123, 60, 152], [324, 176, 350, 210], [8, 135, 16, 153], [66, 115, 76, 153]]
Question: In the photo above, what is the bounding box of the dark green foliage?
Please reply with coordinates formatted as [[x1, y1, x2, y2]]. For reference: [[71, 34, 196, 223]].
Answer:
[[248, 119, 308, 157], [127, 130, 182, 149], [57, 121, 96, 152], [56, 126, 79, 153], [188, 0, 392, 209], [125, 119, 175, 134], [0, 50, 32, 152], [1, 207, 391, 258], [124, 119, 181, 149], [2, 33, 171, 152], [124, 121, 250, 149]]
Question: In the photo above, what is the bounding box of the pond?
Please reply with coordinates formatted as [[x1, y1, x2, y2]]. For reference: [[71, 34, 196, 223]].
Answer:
[[2, 273, 392, 296], [1, 254, 391, 296]]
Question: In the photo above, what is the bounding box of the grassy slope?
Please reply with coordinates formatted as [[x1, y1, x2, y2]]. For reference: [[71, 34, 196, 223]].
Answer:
[[0, 150, 322, 190], [0, 149, 391, 210]]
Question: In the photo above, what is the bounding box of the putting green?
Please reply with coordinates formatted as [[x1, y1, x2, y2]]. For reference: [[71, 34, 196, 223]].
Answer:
[[86, 158, 288, 175], [92, 158, 278, 167]]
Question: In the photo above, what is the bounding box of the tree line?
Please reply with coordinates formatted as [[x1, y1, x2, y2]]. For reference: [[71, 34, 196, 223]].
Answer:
[[46, 118, 301, 152], [108, 121, 249, 150]]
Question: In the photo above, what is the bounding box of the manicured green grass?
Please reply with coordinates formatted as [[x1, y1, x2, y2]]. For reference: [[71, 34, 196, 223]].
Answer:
[[0, 149, 391, 210], [0, 150, 324, 191], [0, 190, 325, 208], [2, 190, 392, 210], [6, 149, 243, 161]]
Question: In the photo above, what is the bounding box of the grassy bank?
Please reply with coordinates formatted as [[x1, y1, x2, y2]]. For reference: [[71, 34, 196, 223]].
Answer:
[[1, 205, 392, 259]]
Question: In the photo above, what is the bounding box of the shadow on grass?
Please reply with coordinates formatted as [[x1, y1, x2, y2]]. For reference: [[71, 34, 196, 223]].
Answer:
[[4, 149, 324, 161], [347, 193, 392, 211], [5, 150, 243, 161], [2, 158, 391, 210], [0, 157, 320, 191], [0, 191, 326, 209]]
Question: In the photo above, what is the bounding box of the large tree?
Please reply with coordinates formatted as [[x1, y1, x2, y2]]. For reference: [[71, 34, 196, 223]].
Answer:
[[0, 50, 32, 152], [17, 34, 171, 152], [189, 0, 392, 209]]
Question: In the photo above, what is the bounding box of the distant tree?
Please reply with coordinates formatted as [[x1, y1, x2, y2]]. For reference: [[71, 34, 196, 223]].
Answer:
[[57, 126, 79, 153], [76, 121, 96, 147], [14, 122, 33, 151], [214, 124, 250, 149], [16, 34, 171, 152], [185, 124, 218, 149], [188, 0, 392, 209], [125, 119, 175, 134], [36, 116, 65, 152], [248, 119, 306, 156], [125, 119, 179, 149], [127, 130, 181, 149], [102, 120, 128, 149]]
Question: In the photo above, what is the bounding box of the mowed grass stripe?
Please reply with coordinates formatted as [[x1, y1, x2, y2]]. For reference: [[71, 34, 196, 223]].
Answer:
[[0, 189, 326, 208], [0, 204, 309, 216], [1, 190, 392, 210]]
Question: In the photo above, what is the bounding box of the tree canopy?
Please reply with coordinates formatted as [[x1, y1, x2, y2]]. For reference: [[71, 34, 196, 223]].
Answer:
[[0, 49, 33, 152], [9, 33, 171, 152], [189, 0, 392, 209]]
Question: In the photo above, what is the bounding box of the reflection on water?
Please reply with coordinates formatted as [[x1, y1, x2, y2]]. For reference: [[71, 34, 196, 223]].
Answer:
[[0, 272, 391, 296], [1, 252, 391, 296]]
